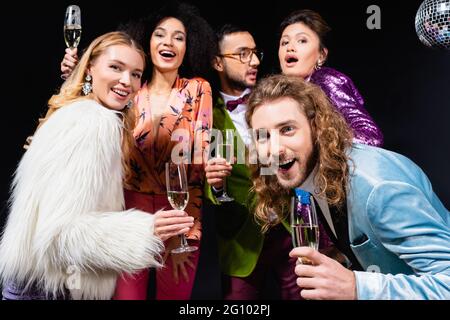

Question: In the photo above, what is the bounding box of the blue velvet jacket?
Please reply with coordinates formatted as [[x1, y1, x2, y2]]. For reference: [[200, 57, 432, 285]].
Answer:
[[345, 144, 449, 299]]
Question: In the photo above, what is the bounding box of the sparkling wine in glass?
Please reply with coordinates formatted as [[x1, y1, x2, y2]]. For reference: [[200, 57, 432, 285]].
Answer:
[[64, 5, 82, 49], [290, 189, 319, 264], [165, 162, 198, 254], [215, 129, 234, 202]]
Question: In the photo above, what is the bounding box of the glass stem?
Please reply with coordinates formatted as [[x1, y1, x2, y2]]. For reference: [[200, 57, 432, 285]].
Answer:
[[180, 234, 188, 247], [222, 177, 228, 195]]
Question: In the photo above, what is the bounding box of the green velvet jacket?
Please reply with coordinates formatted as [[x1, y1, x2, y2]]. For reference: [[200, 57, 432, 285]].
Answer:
[[204, 97, 289, 277]]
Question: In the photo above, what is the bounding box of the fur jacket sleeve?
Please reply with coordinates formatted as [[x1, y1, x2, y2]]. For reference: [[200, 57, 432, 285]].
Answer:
[[0, 99, 163, 299]]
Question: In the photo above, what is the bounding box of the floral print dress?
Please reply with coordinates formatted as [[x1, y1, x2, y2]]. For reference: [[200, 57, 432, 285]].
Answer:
[[126, 77, 212, 241]]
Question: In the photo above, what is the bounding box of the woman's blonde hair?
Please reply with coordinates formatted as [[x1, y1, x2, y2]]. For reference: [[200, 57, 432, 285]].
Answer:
[[40, 31, 146, 185], [245, 74, 353, 232]]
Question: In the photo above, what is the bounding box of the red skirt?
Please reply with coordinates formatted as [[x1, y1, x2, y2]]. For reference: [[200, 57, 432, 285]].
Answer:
[[113, 189, 200, 300]]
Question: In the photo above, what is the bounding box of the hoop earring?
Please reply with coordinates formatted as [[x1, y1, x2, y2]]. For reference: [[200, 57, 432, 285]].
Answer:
[[82, 74, 92, 95]]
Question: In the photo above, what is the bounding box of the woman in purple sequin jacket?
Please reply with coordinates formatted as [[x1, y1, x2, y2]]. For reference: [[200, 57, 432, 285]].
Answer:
[[278, 9, 383, 147]]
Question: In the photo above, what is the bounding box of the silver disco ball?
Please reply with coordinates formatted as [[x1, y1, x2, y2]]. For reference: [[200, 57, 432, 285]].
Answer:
[[415, 0, 450, 49]]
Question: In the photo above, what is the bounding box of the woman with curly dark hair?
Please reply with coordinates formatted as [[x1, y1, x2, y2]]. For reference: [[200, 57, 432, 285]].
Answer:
[[61, 2, 216, 300], [114, 2, 215, 300]]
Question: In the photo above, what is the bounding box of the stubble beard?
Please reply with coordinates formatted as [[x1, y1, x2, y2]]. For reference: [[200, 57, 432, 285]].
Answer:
[[276, 152, 317, 190], [277, 166, 305, 190], [224, 71, 253, 92]]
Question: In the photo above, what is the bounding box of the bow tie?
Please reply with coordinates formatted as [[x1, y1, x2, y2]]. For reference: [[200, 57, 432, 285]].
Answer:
[[225, 94, 249, 112]]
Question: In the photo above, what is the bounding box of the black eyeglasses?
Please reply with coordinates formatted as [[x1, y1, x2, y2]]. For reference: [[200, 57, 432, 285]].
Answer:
[[219, 48, 264, 64]]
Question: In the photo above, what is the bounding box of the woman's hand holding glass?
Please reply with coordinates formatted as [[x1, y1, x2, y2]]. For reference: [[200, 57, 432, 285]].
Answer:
[[61, 5, 81, 80], [153, 210, 194, 242], [61, 48, 79, 80], [165, 162, 198, 254]]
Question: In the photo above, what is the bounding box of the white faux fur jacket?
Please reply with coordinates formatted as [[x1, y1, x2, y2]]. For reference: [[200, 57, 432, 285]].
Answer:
[[0, 99, 163, 300]]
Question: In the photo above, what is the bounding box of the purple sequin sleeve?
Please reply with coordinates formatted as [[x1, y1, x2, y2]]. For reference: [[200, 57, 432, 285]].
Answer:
[[2, 282, 69, 300], [310, 67, 384, 147]]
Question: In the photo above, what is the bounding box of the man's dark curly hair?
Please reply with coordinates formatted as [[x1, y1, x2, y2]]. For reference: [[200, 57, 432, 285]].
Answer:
[[118, 1, 217, 82]]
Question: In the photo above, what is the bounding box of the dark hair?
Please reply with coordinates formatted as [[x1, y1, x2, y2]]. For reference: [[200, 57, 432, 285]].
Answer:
[[118, 1, 216, 81], [279, 9, 331, 52], [209, 24, 255, 93], [215, 24, 251, 45]]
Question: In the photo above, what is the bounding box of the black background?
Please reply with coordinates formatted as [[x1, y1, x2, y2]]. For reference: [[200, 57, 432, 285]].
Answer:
[[2, 0, 449, 210], [0, 0, 449, 299]]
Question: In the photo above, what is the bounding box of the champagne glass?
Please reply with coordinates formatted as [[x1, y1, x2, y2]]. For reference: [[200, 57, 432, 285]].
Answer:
[[215, 129, 234, 202], [64, 5, 82, 49], [290, 189, 319, 264], [165, 162, 198, 254]]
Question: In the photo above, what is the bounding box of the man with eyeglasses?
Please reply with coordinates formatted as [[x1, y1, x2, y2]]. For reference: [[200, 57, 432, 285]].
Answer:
[[204, 24, 301, 300]]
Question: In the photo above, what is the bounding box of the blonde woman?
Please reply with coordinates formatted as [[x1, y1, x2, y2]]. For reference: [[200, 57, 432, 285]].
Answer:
[[61, 3, 216, 300], [0, 31, 194, 300]]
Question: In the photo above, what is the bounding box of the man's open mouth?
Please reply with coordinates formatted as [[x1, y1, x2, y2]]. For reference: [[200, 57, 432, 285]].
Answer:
[[279, 158, 296, 171]]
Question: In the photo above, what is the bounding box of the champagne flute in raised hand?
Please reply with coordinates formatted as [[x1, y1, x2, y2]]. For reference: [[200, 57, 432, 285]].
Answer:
[[62, 5, 82, 80], [64, 5, 82, 49], [215, 129, 234, 202], [290, 188, 319, 264], [165, 162, 198, 254]]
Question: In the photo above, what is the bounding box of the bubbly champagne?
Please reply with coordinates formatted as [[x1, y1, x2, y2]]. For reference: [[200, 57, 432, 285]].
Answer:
[[217, 144, 233, 162], [167, 191, 189, 210], [292, 224, 319, 249], [292, 224, 319, 265], [64, 25, 82, 48]]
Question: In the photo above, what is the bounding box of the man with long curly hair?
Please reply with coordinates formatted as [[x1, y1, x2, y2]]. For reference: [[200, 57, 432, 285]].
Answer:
[[203, 24, 301, 300], [246, 74, 450, 300]]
